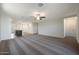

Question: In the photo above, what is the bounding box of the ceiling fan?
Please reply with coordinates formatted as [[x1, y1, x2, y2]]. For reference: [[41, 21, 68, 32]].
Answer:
[[34, 13, 46, 20], [12, 3, 46, 22], [33, 3, 46, 21]]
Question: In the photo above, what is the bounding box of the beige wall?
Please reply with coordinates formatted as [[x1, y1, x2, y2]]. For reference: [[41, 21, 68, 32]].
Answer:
[[0, 14, 1, 41], [32, 22, 38, 34], [76, 15, 79, 43], [1, 13, 12, 40], [38, 18, 64, 38], [0, 5, 2, 41]]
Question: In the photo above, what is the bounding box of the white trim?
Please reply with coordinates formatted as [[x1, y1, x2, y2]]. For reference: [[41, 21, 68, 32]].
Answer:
[[38, 34, 65, 39], [0, 39, 11, 41]]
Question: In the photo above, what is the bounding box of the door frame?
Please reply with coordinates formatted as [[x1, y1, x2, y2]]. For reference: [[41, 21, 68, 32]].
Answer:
[[64, 16, 78, 38]]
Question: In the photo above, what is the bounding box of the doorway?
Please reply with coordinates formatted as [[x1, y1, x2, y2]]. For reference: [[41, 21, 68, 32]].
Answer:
[[64, 16, 77, 38]]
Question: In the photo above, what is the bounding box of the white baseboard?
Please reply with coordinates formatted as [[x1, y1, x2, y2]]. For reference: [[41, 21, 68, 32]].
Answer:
[[38, 34, 65, 39], [0, 39, 11, 41]]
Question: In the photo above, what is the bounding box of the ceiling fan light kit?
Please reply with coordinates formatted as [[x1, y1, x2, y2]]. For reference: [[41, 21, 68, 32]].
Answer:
[[33, 3, 46, 21]]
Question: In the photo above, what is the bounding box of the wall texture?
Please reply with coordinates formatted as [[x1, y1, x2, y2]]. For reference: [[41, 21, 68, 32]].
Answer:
[[38, 18, 64, 38], [1, 13, 12, 40], [32, 22, 38, 34], [76, 15, 79, 43], [0, 17, 1, 41], [77, 22, 79, 43], [0, 4, 2, 41], [0, 15, 1, 40]]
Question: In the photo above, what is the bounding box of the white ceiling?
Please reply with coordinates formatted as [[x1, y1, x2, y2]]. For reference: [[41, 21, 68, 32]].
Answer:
[[1, 3, 79, 21]]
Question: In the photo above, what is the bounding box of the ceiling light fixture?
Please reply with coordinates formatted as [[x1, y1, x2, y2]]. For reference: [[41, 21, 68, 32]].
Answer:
[[34, 12, 46, 20], [33, 3, 46, 21]]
